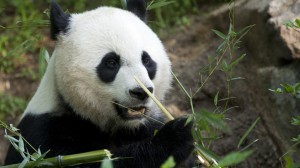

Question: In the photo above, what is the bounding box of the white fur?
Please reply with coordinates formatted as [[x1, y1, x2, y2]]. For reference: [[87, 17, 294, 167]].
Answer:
[[25, 7, 172, 131]]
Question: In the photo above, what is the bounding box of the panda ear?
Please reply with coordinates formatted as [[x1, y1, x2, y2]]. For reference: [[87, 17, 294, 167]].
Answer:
[[50, 0, 71, 40], [125, 0, 147, 21]]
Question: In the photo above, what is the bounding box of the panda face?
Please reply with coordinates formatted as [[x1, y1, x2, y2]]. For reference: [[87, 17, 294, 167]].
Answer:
[[52, 7, 172, 131]]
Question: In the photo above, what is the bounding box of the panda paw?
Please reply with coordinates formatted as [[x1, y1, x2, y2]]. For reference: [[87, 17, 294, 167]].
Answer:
[[152, 116, 194, 163]]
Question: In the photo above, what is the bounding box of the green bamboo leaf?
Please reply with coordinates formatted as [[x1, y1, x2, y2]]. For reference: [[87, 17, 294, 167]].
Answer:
[[212, 29, 227, 39], [217, 41, 226, 53], [38, 48, 48, 79], [218, 150, 253, 167], [222, 60, 229, 72], [237, 24, 255, 35], [4, 135, 19, 143], [185, 114, 194, 127], [228, 77, 245, 81], [18, 157, 29, 168], [280, 84, 294, 93], [269, 88, 283, 94], [214, 91, 219, 106], [160, 156, 176, 168], [237, 117, 260, 149], [295, 19, 300, 28], [198, 109, 229, 132], [230, 54, 246, 68], [291, 117, 300, 126], [147, 1, 175, 10], [218, 97, 236, 102], [195, 144, 220, 161], [18, 135, 25, 153], [10, 124, 19, 131], [283, 20, 295, 28], [283, 155, 300, 168]]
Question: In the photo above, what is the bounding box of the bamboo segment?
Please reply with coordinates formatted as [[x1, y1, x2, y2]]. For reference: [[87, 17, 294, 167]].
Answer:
[[0, 150, 112, 168], [133, 76, 174, 121]]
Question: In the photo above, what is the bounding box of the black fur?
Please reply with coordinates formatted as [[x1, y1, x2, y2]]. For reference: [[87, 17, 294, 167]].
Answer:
[[96, 52, 121, 83], [126, 0, 147, 21], [142, 51, 157, 80], [50, 1, 71, 40], [5, 110, 194, 167]]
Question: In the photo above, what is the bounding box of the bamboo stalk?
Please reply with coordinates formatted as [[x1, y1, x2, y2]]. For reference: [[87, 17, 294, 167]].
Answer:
[[0, 150, 112, 168], [133, 76, 174, 121]]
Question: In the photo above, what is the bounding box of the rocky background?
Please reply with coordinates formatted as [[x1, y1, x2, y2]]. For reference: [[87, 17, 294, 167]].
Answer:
[[165, 0, 300, 167], [1, 0, 300, 167]]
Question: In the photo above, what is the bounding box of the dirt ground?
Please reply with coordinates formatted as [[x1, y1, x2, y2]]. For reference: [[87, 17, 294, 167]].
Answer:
[[0, 6, 289, 168]]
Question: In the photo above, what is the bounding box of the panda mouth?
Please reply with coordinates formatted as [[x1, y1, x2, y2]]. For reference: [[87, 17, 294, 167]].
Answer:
[[113, 102, 147, 120]]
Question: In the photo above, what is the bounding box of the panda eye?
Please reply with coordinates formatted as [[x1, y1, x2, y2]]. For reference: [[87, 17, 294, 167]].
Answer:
[[96, 52, 121, 83], [142, 55, 150, 65], [142, 51, 157, 80], [106, 59, 118, 68]]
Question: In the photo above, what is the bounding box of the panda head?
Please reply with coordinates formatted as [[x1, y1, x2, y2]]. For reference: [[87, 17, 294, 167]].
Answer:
[[49, 0, 172, 131]]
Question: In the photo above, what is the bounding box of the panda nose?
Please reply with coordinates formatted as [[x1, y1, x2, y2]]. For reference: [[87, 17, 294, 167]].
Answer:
[[129, 87, 153, 101]]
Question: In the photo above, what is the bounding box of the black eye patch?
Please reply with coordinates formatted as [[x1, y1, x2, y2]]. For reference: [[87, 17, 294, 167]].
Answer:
[[142, 51, 157, 80], [96, 52, 121, 83]]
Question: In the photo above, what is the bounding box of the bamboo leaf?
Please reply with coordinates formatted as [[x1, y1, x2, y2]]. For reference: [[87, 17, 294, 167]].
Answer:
[[147, 1, 175, 10], [185, 114, 194, 127], [212, 29, 227, 39], [217, 150, 253, 167], [38, 48, 48, 79], [18, 157, 29, 168], [4, 135, 19, 143], [237, 117, 260, 149], [214, 91, 219, 106], [195, 144, 220, 161], [230, 54, 246, 68], [222, 60, 229, 72], [228, 77, 245, 81], [10, 124, 19, 132], [237, 24, 255, 35], [280, 84, 294, 93], [283, 20, 295, 28], [198, 109, 229, 132], [160, 156, 176, 168], [295, 19, 300, 28], [18, 135, 25, 154]]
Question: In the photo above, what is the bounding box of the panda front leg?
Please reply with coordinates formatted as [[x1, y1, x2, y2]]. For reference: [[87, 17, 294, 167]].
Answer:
[[112, 117, 194, 168]]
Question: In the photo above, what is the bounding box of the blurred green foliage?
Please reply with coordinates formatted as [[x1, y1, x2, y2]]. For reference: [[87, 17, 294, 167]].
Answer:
[[0, 0, 201, 74], [0, 93, 26, 119]]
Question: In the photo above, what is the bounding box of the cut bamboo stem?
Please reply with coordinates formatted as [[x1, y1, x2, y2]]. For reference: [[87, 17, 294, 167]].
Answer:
[[0, 150, 112, 168]]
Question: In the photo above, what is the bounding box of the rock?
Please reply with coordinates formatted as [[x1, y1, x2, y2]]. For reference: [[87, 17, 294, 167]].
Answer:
[[269, 0, 300, 59]]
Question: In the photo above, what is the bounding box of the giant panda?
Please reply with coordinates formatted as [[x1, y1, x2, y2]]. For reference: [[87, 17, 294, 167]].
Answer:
[[5, 0, 194, 167]]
